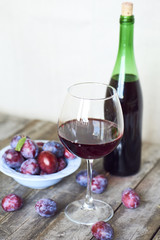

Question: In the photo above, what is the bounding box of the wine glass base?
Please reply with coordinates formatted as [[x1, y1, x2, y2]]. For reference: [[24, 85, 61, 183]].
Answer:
[[64, 199, 113, 225]]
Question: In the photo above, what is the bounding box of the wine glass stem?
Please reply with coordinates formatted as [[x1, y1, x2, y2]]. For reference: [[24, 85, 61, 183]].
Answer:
[[82, 159, 95, 210]]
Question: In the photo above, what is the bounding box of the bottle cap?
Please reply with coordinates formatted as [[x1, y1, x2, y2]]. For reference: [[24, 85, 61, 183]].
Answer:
[[121, 2, 133, 16]]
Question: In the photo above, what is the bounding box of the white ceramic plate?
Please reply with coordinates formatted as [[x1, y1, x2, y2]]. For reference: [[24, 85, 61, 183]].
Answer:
[[0, 140, 81, 189]]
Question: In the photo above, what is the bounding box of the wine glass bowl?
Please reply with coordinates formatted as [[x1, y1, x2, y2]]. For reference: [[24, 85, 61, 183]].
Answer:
[[58, 82, 124, 225]]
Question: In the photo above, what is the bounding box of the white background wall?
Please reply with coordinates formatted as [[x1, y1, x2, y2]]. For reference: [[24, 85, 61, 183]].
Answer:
[[0, 0, 160, 143]]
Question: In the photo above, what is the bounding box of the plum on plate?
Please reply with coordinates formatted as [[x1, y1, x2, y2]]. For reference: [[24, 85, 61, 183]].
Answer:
[[2, 149, 25, 169], [20, 159, 40, 175], [64, 148, 76, 159], [57, 157, 67, 172], [42, 141, 65, 158], [37, 151, 58, 174], [21, 139, 39, 159]]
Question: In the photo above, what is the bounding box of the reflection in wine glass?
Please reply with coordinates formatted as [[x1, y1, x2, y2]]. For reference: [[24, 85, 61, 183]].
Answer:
[[58, 82, 124, 225]]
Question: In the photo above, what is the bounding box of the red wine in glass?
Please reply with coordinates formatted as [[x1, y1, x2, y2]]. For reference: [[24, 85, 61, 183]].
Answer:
[[58, 82, 124, 225], [58, 118, 122, 159]]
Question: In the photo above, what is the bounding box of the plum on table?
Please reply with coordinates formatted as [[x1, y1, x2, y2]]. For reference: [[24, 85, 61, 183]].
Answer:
[[1, 194, 23, 212], [122, 188, 140, 209], [91, 175, 108, 194], [35, 198, 57, 217], [76, 169, 98, 187], [91, 221, 114, 240]]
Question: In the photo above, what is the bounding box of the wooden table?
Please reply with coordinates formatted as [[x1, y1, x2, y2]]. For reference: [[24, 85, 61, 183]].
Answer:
[[0, 112, 160, 240]]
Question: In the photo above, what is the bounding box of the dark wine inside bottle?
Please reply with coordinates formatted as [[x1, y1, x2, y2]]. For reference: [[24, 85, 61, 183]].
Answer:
[[104, 74, 143, 176]]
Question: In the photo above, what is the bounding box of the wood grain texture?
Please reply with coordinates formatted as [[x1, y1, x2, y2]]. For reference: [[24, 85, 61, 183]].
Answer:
[[0, 113, 29, 141], [153, 229, 160, 240], [0, 113, 160, 240], [108, 160, 160, 240]]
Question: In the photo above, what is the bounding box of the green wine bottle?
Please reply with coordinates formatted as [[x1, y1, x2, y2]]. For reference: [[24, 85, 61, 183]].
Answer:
[[104, 2, 143, 176]]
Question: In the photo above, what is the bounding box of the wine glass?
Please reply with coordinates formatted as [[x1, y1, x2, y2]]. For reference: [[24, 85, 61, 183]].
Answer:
[[58, 82, 124, 225]]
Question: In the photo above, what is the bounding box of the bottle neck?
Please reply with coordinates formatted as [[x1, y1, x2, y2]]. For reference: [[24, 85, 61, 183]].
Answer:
[[112, 15, 139, 81], [119, 16, 134, 52]]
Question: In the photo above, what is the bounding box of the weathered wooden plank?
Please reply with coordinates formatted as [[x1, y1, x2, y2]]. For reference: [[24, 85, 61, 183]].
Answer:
[[21, 120, 58, 141], [152, 229, 160, 240], [11, 142, 159, 240], [0, 117, 58, 239], [0, 115, 160, 240], [0, 173, 23, 221], [0, 113, 29, 142], [0, 158, 103, 240], [0, 185, 34, 240], [0, 119, 57, 150], [107, 160, 160, 240], [0, 118, 57, 207]]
